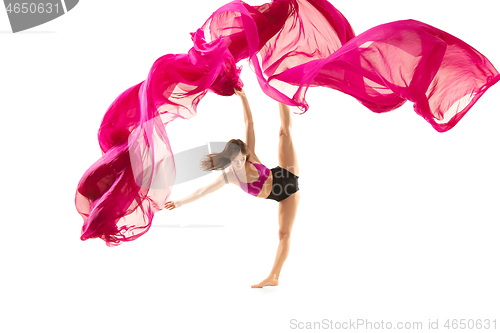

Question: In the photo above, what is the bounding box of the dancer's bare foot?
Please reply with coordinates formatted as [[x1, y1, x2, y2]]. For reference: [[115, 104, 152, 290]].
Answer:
[[251, 275, 279, 288]]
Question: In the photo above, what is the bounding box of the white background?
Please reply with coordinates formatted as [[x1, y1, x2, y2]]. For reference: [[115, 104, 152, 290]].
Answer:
[[1, 0, 499, 332]]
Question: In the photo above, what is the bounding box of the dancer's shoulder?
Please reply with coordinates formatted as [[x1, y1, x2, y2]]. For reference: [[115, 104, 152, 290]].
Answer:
[[224, 165, 238, 185]]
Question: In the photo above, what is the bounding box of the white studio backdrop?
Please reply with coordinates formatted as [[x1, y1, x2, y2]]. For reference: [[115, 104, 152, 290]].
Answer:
[[0, 1, 499, 332]]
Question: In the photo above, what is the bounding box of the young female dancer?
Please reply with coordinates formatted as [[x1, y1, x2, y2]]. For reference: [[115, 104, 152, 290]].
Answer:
[[164, 88, 300, 288]]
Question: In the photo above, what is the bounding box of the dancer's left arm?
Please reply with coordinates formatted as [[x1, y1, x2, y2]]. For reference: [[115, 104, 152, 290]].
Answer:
[[164, 173, 227, 210], [234, 88, 255, 154]]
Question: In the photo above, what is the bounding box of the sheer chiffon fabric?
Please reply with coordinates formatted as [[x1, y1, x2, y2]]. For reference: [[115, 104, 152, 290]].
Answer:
[[75, 0, 499, 246]]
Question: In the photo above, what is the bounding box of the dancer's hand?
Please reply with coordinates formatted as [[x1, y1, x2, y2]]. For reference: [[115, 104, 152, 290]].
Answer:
[[234, 87, 246, 98], [164, 200, 181, 210]]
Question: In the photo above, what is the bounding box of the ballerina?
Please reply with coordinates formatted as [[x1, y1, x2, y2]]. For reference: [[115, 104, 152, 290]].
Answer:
[[164, 88, 300, 288]]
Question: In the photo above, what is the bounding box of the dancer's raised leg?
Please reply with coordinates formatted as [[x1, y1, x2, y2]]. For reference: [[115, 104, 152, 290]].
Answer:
[[251, 103, 300, 288], [277, 102, 299, 176]]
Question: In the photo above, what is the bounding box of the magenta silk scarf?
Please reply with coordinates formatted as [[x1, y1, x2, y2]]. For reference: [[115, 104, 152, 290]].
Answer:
[[75, 0, 500, 246]]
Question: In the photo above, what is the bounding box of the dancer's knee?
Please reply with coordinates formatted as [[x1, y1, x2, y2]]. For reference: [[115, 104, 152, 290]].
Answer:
[[278, 229, 291, 241], [279, 126, 292, 137]]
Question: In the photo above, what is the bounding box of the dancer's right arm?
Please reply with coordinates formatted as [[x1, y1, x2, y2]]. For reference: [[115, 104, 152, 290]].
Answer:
[[234, 88, 256, 154], [164, 173, 227, 210]]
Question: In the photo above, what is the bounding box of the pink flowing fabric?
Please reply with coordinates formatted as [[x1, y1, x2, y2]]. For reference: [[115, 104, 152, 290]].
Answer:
[[75, 0, 500, 246]]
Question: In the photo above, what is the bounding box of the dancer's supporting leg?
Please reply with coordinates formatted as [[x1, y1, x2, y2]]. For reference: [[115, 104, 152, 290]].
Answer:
[[252, 103, 300, 288]]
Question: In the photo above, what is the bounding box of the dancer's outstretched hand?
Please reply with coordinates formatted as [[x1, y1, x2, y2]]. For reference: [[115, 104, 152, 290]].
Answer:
[[164, 200, 181, 210], [234, 87, 246, 98]]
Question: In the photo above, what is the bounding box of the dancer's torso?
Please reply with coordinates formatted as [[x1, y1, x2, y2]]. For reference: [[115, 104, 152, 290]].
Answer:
[[227, 158, 273, 198]]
